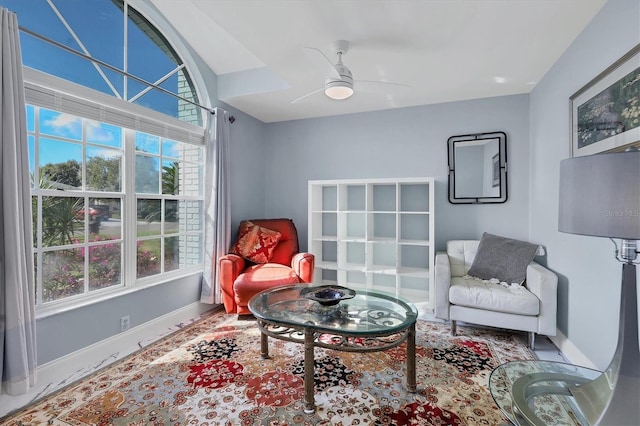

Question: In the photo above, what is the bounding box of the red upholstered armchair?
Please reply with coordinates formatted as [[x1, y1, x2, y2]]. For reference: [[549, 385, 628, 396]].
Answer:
[[218, 218, 314, 314]]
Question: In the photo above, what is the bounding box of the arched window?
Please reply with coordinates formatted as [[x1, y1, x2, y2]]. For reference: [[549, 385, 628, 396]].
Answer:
[[2, 0, 202, 125], [1, 0, 208, 310]]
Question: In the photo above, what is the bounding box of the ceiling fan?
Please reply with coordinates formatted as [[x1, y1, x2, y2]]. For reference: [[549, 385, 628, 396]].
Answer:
[[291, 40, 409, 104]]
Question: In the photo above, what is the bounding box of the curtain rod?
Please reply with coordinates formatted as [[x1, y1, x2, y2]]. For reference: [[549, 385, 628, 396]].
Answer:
[[18, 26, 235, 123]]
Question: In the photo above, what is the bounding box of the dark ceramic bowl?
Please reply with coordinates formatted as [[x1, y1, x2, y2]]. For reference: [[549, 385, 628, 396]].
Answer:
[[301, 285, 356, 306]]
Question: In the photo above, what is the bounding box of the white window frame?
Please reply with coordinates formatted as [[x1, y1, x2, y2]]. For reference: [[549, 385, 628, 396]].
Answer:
[[26, 68, 207, 316]]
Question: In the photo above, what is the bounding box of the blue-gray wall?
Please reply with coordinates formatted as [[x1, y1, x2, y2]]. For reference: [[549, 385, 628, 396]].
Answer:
[[529, 0, 640, 369], [263, 94, 531, 252], [37, 274, 201, 364]]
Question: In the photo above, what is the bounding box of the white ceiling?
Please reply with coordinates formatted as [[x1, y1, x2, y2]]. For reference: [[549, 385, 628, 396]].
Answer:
[[150, 0, 606, 123]]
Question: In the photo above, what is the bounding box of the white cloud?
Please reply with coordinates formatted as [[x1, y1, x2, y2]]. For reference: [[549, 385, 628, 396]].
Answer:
[[43, 113, 82, 137], [88, 147, 122, 160], [86, 120, 117, 143]]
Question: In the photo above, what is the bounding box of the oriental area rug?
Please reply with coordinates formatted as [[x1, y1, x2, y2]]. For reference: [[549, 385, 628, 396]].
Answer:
[[3, 310, 536, 426]]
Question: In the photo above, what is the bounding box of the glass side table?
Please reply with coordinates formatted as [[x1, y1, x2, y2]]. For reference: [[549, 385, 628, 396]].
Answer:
[[489, 360, 601, 426]]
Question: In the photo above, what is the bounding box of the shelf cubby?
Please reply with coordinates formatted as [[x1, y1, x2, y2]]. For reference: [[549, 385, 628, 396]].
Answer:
[[343, 212, 366, 239], [342, 241, 366, 267], [345, 270, 367, 291], [400, 245, 429, 270], [371, 184, 396, 211], [321, 240, 337, 264], [372, 272, 397, 293], [321, 212, 338, 238], [322, 185, 338, 211], [399, 213, 429, 242], [371, 212, 396, 239], [400, 183, 430, 212], [321, 269, 338, 284], [371, 242, 396, 267], [344, 184, 366, 211]]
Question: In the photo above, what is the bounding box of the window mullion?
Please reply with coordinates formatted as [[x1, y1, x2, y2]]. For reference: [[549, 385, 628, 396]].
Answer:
[[128, 65, 185, 103], [124, 128, 137, 286], [160, 198, 165, 274], [123, 0, 128, 101], [33, 107, 43, 306], [35, 196, 43, 306]]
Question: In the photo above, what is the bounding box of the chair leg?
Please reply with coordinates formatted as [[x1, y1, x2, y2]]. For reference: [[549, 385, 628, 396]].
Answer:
[[451, 320, 457, 336], [528, 332, 535, 350]]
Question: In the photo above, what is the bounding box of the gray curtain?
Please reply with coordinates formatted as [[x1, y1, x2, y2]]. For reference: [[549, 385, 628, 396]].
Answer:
[[201, 107, 231, 304], [0, 7, 37, 395]]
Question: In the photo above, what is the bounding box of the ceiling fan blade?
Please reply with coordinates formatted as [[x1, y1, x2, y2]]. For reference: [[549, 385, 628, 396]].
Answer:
[[302, 46, 341, 78], [291, 87, 325, 104], [355, 80, 411, 94]]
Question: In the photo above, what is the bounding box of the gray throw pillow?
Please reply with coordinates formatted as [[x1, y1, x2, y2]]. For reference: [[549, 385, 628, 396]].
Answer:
[[467, 232, 539, 284]]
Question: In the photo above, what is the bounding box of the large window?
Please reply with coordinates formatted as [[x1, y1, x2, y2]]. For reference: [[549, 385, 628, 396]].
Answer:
[[28, 101, 205, 307], [2, 0, 209, 309]]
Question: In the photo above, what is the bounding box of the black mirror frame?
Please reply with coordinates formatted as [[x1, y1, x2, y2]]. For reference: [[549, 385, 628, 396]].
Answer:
[[447, 131, 508, 204]]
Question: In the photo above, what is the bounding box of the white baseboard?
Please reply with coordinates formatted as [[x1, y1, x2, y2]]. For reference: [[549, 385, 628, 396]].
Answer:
[[549, 329, 598, 370], [1, 302, 218, 418]]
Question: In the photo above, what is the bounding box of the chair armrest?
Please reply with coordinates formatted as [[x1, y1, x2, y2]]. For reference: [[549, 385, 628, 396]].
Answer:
[[526, 262, 558, 336], [218, 254, 245, 313], [434, 252, 452, 320], [218, 253, 245, 281], [292, 252, 315, 283]]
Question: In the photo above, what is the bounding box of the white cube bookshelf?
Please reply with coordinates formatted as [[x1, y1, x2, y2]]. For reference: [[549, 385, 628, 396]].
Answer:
[[308, 177, 435, 308]]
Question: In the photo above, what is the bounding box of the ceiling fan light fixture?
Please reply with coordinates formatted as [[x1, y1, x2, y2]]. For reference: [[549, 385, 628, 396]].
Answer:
[[325, 79, 354, 100]]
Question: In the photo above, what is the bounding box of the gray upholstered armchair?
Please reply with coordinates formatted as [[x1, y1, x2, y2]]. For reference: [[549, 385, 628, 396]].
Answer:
[[434, 237, 558, 349]]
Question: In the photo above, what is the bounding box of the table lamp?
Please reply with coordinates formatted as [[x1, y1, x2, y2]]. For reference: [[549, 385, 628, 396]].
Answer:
[[558, 150, 640, 425]]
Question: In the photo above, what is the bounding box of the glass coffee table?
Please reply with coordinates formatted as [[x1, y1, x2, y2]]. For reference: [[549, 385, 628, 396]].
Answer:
[[489, 360, 602, 425], [248, 284, 418, 414]]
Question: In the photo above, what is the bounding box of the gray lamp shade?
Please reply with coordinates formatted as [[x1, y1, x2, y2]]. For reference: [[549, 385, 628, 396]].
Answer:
[[559, 151, 640, 239]]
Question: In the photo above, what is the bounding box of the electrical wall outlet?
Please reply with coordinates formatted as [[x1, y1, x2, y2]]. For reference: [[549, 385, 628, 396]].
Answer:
[[120, 315, 130, 332]]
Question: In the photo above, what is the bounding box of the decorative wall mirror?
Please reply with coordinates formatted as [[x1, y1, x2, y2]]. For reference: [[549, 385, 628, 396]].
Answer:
[[448, 131, 507, 204]]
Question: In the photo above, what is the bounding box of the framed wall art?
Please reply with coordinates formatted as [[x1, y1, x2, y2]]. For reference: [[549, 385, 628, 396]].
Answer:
[[570, 43, 640, 157]]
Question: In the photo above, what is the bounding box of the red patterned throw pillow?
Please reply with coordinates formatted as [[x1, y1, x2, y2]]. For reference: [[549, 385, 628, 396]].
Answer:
[[231, 221, 282, 264]]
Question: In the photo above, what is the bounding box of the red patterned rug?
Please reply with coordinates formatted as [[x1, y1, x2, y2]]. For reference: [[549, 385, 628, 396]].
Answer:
[[3, 309, 534, 425]]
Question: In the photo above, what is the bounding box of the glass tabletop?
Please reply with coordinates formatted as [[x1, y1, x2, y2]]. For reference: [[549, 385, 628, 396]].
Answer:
[[248, 284, 418, 336], [489, 360, 601, 426]]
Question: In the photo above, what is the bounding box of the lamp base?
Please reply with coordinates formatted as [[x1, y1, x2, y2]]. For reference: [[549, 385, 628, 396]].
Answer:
[[569, 263, 640, 425]]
